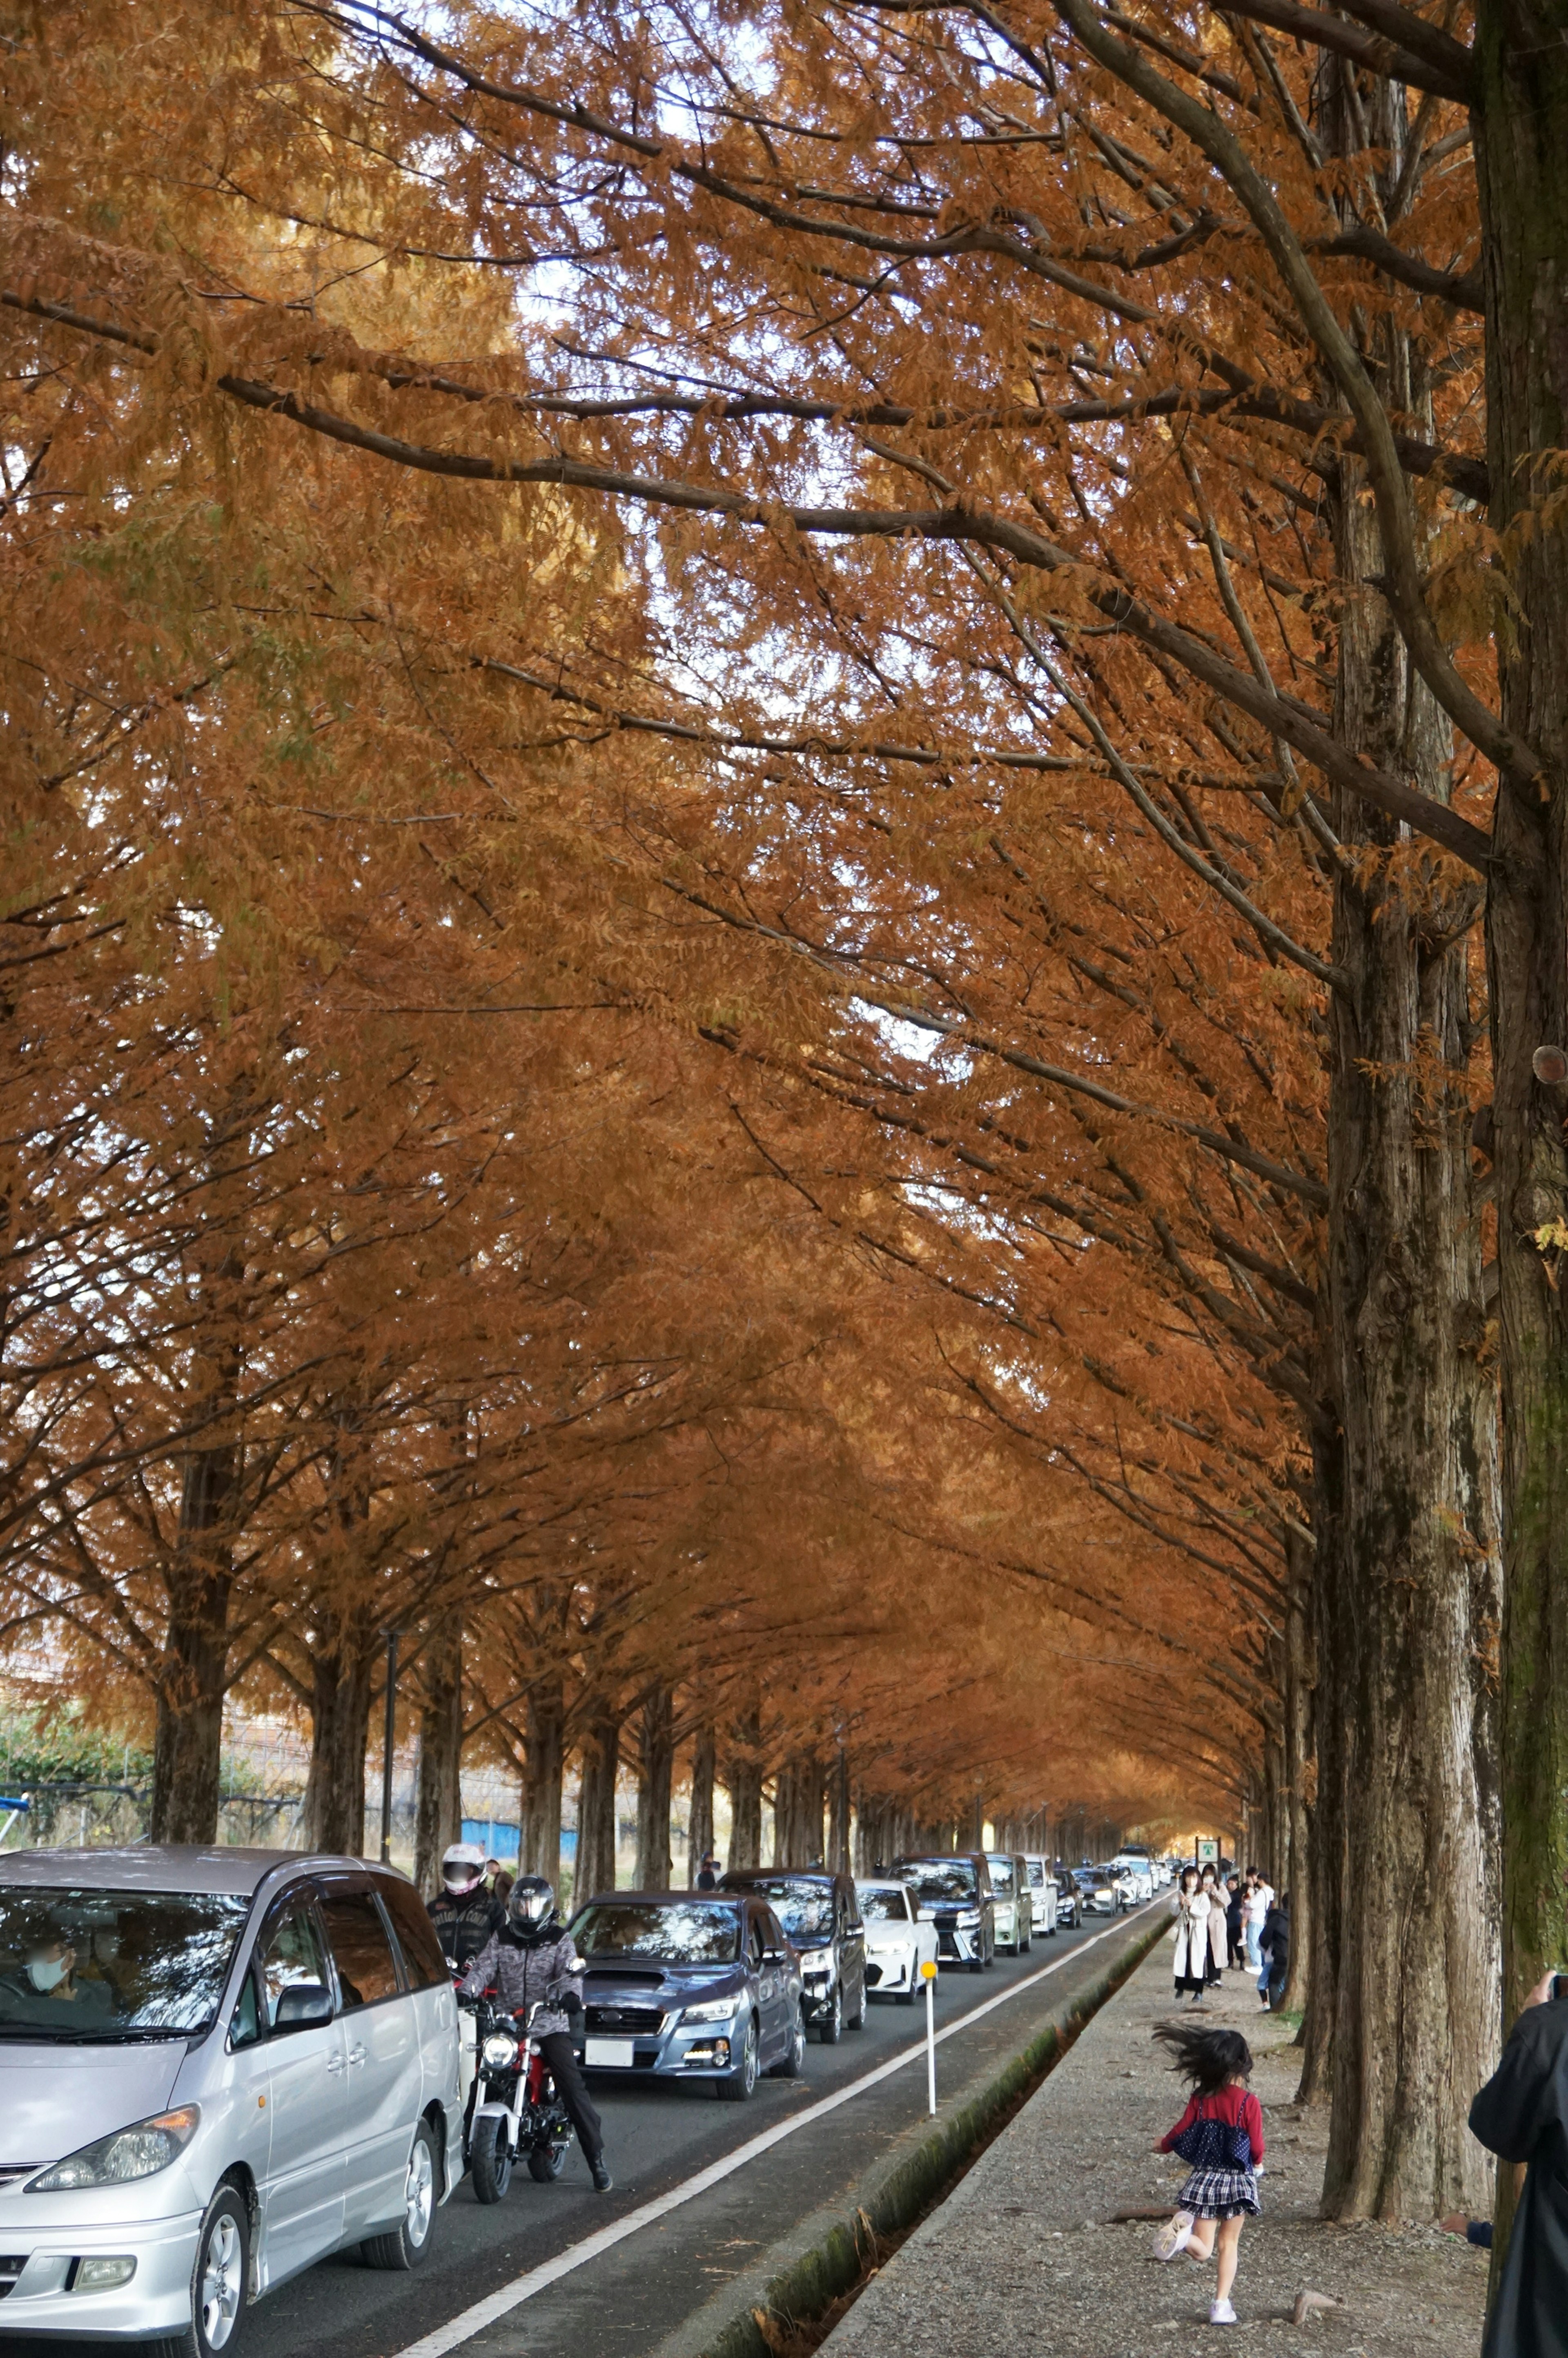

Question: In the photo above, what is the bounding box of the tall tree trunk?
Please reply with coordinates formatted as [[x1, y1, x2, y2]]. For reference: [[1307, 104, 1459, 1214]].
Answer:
[[686, 1721, 716, 1886], [521, 1678, 565, 1889], [635, 1682, 674, 1890], [828, 1748, 851, 1874], [1278, 1554, 1315, 2018], [1472, 11, 1568, 2278], [412, 1609, 463, 1897], [1312, 409, 1502, 2212], [724, 1703, 763, 1869], [302, 1610, 378, 1855], [576, 1704, 621, 1901], [151, 1436, 238, 1843]]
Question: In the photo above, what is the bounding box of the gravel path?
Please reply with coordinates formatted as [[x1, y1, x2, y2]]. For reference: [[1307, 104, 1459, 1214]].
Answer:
[[820, 1937, 1488, 2357]]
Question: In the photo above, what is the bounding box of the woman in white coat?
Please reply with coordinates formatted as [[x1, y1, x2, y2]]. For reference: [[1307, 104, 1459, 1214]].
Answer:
[[1200, 1865, 1227, 1986], [1173, 1868, 1212, 2006]]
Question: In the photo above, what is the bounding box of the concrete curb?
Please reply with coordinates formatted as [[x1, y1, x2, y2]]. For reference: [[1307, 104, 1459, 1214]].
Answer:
[[664, 1909, 1171, 2358]]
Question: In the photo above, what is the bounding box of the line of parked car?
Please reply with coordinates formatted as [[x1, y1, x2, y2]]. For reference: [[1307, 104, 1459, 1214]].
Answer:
[[0, 1839, 1173, 2358]]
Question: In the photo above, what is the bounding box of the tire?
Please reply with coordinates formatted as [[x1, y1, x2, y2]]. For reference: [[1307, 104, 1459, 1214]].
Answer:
[[849, 1973, 867, 2030], [770, 2006, 807, 2078], [898, 1975, 919, 2006], [969, 1953, 984, 1975], [717, 2015, 759, 2100], [363, 2120, 441, 2267], [469, 2113, 513, 2205], [157, 2183, 249, 2358], [527, 2135, 570, 2182], [816, 1982, 843, 2045]]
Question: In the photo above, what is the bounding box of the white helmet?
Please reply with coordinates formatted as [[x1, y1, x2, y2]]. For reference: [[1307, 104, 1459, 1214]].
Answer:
[[441, 1842, 486, 1894]]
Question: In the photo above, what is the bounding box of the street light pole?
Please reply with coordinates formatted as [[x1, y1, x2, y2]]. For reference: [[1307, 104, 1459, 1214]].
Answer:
[[379, 1628, 399, 1864]]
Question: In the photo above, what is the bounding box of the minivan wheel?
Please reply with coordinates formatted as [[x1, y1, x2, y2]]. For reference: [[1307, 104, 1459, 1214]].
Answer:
[[816, 1982, 843, 2045], [717, 2015, 759, 2100], [363, 2120, 440, 2269], [148, 2183, 249, 2358], [469, 2113, 513, 2204]]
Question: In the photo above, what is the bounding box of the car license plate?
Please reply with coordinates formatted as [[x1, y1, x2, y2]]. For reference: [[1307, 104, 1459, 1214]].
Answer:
[[585, 2037, 636, 2068]]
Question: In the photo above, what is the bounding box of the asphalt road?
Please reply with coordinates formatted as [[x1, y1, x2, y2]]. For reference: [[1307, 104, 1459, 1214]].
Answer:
[[0, 1905, 1160, 2358]]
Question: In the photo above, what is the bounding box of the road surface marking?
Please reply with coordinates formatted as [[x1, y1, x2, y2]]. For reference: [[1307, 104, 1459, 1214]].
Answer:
[[388, 1902, 1163, 2358]]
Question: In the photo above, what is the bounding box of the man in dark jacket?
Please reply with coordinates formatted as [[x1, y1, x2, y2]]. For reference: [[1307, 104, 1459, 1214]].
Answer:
[[462, 1875, 612, 2191], [1470, 1969, 1568, 2358], [1258, 1894, 1290, 2011], [427, 1843, 504, 1972]]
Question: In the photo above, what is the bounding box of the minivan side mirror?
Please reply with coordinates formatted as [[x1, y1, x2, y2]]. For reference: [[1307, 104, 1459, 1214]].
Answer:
[[274, 1982, 333, 2030]]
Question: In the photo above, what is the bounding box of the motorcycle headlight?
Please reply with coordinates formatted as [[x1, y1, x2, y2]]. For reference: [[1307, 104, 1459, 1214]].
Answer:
[[28, 2107, 200, 2192], [482, 2032, 520, 2069], [681, 1997, 738, 2024]]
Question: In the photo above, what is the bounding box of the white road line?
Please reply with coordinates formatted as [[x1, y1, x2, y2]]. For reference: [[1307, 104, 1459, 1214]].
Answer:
[[389, 1902, 1164, 2358]]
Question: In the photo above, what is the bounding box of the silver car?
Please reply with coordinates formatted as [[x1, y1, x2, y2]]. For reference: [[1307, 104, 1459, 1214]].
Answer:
[[0, 1846, 463, 2355]]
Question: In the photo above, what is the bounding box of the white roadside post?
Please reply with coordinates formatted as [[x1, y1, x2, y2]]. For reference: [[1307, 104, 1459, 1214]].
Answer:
[[922, 1958, 939, 2115]]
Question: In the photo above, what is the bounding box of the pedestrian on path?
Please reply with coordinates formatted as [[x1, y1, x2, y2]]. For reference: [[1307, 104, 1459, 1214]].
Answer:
[[1468, 1967, 1568, 2358], [1150, 2022, 1265, 2327], [1199, 1865, 1227, 1988], [1172, 1868, 1212, 2006], [1243, 1870, 1272, 1972], [1257, 1892, 1290, 2011], [1225, 1875, 1245, 1970]]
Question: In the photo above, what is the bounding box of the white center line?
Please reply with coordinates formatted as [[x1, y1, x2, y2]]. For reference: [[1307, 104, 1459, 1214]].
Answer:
[[389, 1902, 1164, 2358]]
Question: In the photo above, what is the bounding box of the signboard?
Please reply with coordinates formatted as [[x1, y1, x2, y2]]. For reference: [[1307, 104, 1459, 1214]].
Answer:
[[1196, 1837, 1220, 1864]]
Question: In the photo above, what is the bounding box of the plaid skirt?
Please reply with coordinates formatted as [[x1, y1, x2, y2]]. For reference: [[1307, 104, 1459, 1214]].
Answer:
[[1177, 2164, 1261, 2220]]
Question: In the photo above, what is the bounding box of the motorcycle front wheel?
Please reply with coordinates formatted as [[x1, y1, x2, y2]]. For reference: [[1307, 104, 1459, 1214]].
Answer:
[[470, 2115, 514, 2204]]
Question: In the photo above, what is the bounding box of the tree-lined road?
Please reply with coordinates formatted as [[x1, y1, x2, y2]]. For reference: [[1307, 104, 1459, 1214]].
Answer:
[[122, 1910, 1154, 2358]]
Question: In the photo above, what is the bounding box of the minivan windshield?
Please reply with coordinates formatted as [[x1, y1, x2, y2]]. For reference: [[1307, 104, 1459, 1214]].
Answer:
[[0, 1886, 251, 2039], [736, 1878, 834, 1940], [572, 1901, 741, 1964], [894, 1859, 978, 1904]]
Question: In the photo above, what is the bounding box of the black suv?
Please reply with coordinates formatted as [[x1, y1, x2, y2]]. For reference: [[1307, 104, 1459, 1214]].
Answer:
[[719, 1869, 867, 2043], [891, 1853, 996, 1973]]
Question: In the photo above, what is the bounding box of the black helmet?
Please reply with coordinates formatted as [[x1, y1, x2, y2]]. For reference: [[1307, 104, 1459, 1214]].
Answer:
[[507, 1875, 557, 1933]]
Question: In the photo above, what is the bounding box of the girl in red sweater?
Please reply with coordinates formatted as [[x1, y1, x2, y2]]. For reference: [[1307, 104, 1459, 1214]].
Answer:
[[1150, 2024, 1264, 2325]]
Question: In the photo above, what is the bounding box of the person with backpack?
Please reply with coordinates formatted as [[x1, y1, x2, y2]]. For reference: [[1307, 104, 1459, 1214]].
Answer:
[[1149, 2023, 1265, 2326]]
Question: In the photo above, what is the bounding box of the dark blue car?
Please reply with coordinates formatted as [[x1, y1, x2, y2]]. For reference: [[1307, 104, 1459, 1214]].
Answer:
[[568, 1892, 806, 2100]]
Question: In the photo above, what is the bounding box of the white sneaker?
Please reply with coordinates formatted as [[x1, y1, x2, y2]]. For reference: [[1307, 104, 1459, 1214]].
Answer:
[[1152, 2211, 1194, 2260], [1210, 2298, 1237, 2325]]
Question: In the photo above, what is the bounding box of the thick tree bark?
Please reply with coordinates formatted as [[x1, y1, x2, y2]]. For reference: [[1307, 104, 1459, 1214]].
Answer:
[[1472, 12, 1568, 2280], [1278, 1555, 1315, 2019], [828, 1749, 851, 1874], [576, 1703, 621, 1901], [412, 1610, 463, 1897], [150, 1436, 238, 1843], [635, 1682, 674, 1890], [301, 1605, 379, 1856], [774, 1752, 824, 1867], [724, 1702, 763, 1869], [1312, 423, 1502, 2213], [686, 1721, 716, 1886], [521, 1678, 565, 1889]]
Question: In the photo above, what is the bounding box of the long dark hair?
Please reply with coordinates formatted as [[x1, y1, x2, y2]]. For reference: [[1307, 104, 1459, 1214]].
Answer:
[[1154, 2021, 1253, 2093]]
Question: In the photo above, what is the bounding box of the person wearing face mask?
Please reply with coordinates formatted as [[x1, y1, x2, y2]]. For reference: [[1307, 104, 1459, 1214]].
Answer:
[[0, 1930, 112, 2024], [428, 1843, 504, 1974]]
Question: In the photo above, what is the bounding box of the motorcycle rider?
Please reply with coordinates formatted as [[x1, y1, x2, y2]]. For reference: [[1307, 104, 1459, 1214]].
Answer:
[[428, 1843, 504, 1972], [461, 1874, 612, 2192]]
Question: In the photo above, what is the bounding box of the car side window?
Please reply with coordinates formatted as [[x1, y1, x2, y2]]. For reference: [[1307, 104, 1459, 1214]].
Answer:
[[318, 1886, 401, 2010], [748, 1913, 765, 1968], [376, 1876, 448, 1991], [258, 1893, 331, 2030]]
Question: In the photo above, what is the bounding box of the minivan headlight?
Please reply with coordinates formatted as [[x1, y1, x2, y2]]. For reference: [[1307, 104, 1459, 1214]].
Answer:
[[27, 2107, 200, 2191], [957, 1909, 981, 1927]]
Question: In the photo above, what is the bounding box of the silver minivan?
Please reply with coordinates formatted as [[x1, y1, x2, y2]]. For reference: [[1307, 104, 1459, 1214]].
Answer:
[[0, 1846, 463, 2354]]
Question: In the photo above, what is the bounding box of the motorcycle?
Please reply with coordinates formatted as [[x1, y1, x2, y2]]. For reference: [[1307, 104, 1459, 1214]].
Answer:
[[461, 1989, 577, 2200]]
